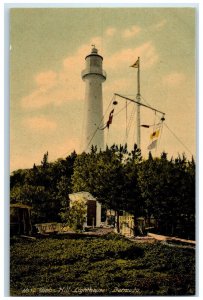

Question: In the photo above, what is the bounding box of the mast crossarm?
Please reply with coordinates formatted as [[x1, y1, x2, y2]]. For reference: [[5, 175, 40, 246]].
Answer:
[[114, 93, 166, 116]]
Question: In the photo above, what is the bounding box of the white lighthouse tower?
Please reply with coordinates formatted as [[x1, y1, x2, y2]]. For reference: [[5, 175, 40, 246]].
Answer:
[[82, 46, 106, 152]]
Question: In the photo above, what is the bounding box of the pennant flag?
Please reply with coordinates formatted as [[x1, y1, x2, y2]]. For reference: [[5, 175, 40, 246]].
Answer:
[[150, 129, 160, 140], [100, 109, 114, 130], [147, 139, 157, 150], [106, 109, 114, 129], [130, 59, 139, 68]]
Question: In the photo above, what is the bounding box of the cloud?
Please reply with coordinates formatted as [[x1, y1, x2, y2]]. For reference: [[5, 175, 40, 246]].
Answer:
[[122, 25, 141, 38], [21, 37, 102, 110], [105, 27, 117, 37], [35, 70, 57, 88], [104, 77, 133, 96], [105, 41, 158, 71], [162, 72, 186, 87], [20, 37, 158, 111], [10, 137, 81, 172], [52, 138, 81, 158], [22, 115, 57, 132], [153, 19, 167, 31]]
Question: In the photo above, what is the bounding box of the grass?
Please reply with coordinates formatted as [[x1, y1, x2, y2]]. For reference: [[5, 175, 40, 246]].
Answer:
[[10, 233, 195, 296]]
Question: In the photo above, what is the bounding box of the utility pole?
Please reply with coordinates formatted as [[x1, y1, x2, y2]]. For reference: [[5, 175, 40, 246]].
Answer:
[[136, 57, 141, 149], [115, 57, 166, 149]]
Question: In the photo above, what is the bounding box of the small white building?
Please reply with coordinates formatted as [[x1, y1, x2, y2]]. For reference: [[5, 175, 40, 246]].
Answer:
[[69, 192, 102, 228]]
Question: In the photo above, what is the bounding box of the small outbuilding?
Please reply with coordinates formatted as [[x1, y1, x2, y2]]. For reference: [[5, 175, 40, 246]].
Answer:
[[69, 192, 102, 228], [10, 203, 32, 236]]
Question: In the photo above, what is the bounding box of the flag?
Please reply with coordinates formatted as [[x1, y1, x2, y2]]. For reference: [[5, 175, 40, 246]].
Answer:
[[130, 59, 139, 68], [150, 129, 160, 140], [106, 109, 114, 129], [147, 139, 157, 150], [100, 109, 114, 130]]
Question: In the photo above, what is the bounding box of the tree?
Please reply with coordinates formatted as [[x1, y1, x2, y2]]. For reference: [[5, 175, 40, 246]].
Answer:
[[72, 145, 126, 209], [10, 151, 77, 224], [71, 144, 142, 232], [137, 152, 195, 238], [41, 151, 49, 168], [123, 145, 143, 218], [60, 200, 87, 232], [10, 146, 195, 239]]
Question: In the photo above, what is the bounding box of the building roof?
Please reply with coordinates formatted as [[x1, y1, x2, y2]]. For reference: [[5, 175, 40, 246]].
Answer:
[[69, 191, 97, 202], [10, 203, 32, 209]]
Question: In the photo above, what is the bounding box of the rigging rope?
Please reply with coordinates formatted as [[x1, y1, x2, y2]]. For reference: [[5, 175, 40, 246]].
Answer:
[[84, 95, 115, 152], [113, 101, 131, 117], [126, 100, 128, 141], [164, 123, 193, 156], [157, 120, 164, 150], [122, 104, 136, 145], [156, 118, 165, 153], [153, 111, 157, 132], [140, 94, 153, 108]]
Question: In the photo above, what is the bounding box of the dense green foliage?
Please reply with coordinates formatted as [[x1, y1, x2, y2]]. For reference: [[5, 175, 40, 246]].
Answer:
[[10, 151, 77, 223], [72, 144, 142, 214], [60, 200, 87, 231], [10, 145, 195, 238], [137, 153, 195, 238], [72, 146, 195, 239], [10, 234, 195, 296]]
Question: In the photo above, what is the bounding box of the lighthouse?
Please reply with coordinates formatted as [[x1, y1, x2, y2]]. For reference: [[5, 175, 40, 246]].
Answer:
[[81, 46, 106, 151]]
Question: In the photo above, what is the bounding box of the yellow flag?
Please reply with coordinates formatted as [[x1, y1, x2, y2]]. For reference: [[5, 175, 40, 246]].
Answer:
[[150, 129, 160, 140], [130, 59, 139, 68]]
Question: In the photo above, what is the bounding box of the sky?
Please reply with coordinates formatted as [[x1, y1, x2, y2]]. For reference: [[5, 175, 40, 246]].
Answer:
[[10, 7, 196, 172]]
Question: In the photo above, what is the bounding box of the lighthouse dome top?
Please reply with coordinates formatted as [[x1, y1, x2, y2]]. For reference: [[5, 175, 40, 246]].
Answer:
[[85, 45, 103, 61], [91, 46, 98, 54]]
